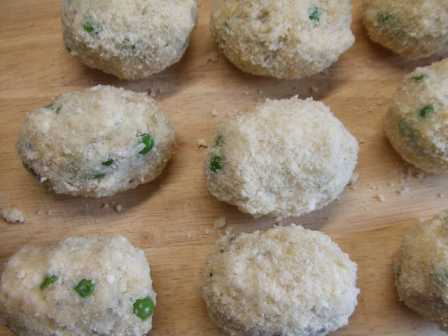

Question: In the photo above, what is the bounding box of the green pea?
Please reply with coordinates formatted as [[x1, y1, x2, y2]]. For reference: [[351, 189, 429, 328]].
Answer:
[[411, 74, 427, 82], [74, 279, 95, 298], [83, 19, 101, 36], [102, 159, 114, 166], [133, 296, 155, 321], [209, 155, 223, 173], [83, 21, 95, 33], [309, 6, 321, 24], [139, 133, 155, 155], [418, 105, 434, 119], [40, 274, 58, 290]]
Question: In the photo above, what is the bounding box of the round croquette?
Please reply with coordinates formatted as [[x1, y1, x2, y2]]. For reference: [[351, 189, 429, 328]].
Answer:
[[17, 85, 175, 197], [205, 97, 359, 219]]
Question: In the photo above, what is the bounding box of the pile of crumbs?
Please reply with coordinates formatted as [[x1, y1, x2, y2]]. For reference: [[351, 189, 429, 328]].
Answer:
[[1, 208, 26, 224]]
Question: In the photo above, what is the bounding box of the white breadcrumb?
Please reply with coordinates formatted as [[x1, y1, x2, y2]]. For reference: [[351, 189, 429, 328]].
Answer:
[[206, 97, 358, 219], [197, 139, 208, 149], [1, 208, 25, 224], [114, 204, 123, 213], [374, 194, 386, 202], [211, 109, 219, 117], [202, 225, 359, 336], [213, 216, 227, 229], [0, 235, 156, 336]]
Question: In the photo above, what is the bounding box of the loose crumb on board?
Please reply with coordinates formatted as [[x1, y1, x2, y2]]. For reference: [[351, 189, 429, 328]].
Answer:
[[197, 138, 208, 149], [114, 204, 123, 213], [213, 216, 227, 229], [374, 194, 385, 202], [1, 208, 26, 224], [211, 109, 219, 117], [206, 52, 219, 64]]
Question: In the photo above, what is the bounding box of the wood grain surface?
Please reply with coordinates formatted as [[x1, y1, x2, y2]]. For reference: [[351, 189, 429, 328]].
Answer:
[[1, 1, 448, 335]]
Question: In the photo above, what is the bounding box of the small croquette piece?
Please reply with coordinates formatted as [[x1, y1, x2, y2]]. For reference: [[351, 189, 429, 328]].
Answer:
[[17, 85, 175, 197]]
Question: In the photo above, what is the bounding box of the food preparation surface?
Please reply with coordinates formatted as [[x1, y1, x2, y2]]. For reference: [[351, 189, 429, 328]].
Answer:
[[1, 1, 448, 335]]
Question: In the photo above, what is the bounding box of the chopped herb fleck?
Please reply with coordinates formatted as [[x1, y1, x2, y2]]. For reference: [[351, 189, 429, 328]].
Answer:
[[210, 155, 223, 173], [74, 279, 95, 298], [139, 133, 154, 155], [121, 37, 137, 51], [377, 12, 394, 24], [418, 105, 434, 119], [93, 173, 106, 179], [45, 103, 61, 113], [399, 120, 418, 145], [411, 74, 427, 82], [434, 270, 448, 289], [102, 159, 114, 166], [215, 135, 224, 147], [309, 6, 321, 24], [40, 274, 58, 290], [133, 296, 155, 321]]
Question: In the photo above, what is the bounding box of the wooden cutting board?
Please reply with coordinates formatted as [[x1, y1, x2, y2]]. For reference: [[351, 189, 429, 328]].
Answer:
[[1, 1, 448, 335]]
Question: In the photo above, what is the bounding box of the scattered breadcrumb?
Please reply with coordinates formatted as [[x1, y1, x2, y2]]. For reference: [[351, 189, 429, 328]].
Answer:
[[213, 216, 227, 229], [438, 193, 445, 199], [207, 52, 219, 64], [374, 194, 385, 202], [101, 203, 110, 209], [197, 139, 208, 149], [310, 86, 319, 94], [211, 109, 219, 117], [114, 204, 123, 213], [397, 185, 410, 195], [35, 209, 43, 215], [46, 210, 53, 216], [1, 208, 25, 224]]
